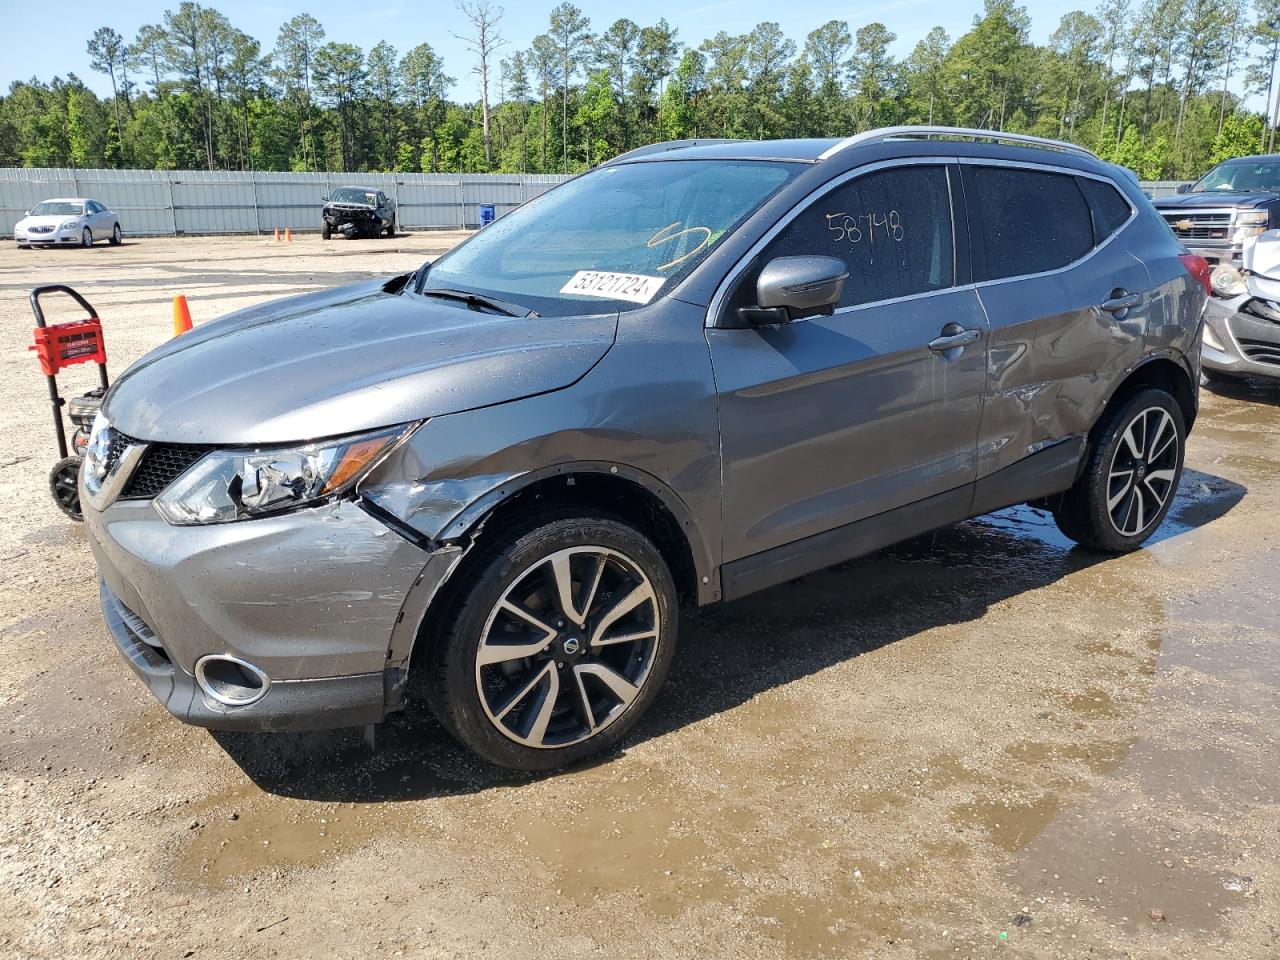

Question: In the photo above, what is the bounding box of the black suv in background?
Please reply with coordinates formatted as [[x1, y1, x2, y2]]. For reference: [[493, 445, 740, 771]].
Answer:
[[1154, 155, 1280, 264], [322, 186, 397, 239]]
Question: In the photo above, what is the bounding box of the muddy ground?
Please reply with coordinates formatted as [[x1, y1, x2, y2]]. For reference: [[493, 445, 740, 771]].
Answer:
[[0, 235, 1278, 960]]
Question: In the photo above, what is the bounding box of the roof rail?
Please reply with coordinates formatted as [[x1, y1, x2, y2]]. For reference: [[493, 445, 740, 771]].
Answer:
[[818, 126, 1098, 162], [604, 139, 746, 164]]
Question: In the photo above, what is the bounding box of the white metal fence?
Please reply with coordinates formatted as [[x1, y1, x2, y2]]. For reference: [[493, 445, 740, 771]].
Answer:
[[0, 168, 572, 237], [1143, 181, 1193, 198], [0, 167, 1191, 239]]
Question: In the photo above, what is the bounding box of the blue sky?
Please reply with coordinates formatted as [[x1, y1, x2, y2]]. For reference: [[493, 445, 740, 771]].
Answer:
[[1, 0, 1085, 101]]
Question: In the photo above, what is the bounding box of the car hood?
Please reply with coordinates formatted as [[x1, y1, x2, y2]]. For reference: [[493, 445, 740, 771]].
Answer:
[[1154, 193, 1275, 209], [103, 277, 617, 445], [18, 215, 80, 229]]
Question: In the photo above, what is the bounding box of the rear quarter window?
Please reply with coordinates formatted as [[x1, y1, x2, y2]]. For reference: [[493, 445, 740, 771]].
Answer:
[[967, 166, 1095, 281], [1076, 176, 1133, 243]]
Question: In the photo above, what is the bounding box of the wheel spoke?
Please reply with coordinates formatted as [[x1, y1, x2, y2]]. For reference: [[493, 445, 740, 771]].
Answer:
[[1132, 486, 1146, 533], [579, 554, 607, 622], [495, 662, 554, 722], [547, 553, 584, 626], [523, 664, 561, 745], [1143, 468, 1176, 507], [576, 662, 641, 708], [1146, 412, 1175, 462], [477, 601, 556, 666], [1108, 470, 1135, 512], [590, 581, 655, 647], [592, 628, 658, 648], [571, 667, 597, 732], [1121, 419, 1144, 459]]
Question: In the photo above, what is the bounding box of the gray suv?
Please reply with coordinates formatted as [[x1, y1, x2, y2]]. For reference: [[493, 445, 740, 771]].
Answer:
[[82, 127, 1207, 770]]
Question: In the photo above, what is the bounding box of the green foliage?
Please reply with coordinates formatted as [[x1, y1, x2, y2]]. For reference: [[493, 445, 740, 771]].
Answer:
[[2, 1, 1277, 178]]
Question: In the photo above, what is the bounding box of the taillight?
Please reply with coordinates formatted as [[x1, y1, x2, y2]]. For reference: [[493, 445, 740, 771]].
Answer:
[[1180, 253, 1212, 296]]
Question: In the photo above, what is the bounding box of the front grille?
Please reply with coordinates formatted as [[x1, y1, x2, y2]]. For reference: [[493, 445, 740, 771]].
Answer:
[[28, 225, 54, 234], [121, 443, 210, 499], [1237, 338, 1280, 365], [1162, 210, 1234, 241]]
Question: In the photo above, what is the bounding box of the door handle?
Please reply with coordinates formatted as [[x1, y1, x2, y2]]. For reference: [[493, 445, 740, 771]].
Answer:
[[928, 327, 981, 351], [1100, 291, 1142, 313]]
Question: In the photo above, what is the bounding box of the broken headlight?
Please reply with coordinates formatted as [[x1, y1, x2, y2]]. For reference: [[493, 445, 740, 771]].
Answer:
[[154, 425, 412, 525], [1210, 264, 1248, 298]]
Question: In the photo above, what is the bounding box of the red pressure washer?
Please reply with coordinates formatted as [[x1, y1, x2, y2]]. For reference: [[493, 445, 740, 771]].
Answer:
[[27, 285, 110, 521]]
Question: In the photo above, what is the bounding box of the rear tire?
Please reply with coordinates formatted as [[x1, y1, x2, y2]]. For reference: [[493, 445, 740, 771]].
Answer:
[[110, 223, 122, 245], [423, 512, 678, 771], [1052, 388, 1185, 552], [50, 457, 83, 521]]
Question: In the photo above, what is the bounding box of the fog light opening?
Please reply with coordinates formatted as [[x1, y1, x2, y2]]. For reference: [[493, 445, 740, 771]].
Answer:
[[195, 654, 270, 706]]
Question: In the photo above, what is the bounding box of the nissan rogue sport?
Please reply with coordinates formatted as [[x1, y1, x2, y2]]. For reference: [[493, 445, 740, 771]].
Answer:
[[82, 127, 1208, 771]]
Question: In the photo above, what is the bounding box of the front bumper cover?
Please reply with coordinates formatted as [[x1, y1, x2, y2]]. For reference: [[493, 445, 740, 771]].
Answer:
[[85, 494, 452, 731], [101, 579, 391, 731], [1203, 294, 1280, 379]]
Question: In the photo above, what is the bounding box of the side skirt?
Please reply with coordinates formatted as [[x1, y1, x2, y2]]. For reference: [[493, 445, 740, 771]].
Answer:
[[718, 438, 1084, 603]]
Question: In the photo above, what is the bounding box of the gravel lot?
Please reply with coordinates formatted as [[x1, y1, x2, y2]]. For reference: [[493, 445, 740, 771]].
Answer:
[[1, 235, 1278, 959]]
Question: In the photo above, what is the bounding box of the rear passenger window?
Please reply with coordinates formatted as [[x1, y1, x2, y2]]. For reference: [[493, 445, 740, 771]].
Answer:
[[729, 164, 954, 312], [1077, 176, 1133, 243], [968, 166, 1094, 280]]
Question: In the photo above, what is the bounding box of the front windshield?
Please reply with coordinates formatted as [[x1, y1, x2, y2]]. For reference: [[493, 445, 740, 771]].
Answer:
[[30, 201, 83, 217], [1192, 160, 1280, 194], [330, 188, 378, 205], [420, 159, 801, 316]]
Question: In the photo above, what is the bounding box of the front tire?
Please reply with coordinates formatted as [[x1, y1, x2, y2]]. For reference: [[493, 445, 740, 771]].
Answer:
[[1052, 388, 1186, 552], [424, 513, 678, 771], [80, 227, 93, 247], [322, 222, 332, 240]]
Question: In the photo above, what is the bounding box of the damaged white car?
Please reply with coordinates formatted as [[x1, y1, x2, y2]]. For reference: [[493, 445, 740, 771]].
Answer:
[[1203, 230, 1280, 383]]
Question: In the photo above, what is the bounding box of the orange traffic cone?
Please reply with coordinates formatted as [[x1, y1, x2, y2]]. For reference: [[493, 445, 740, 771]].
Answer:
[[273, 226, 280, 241], [285, 227, 293, 242], [173, 295, 193, 336]]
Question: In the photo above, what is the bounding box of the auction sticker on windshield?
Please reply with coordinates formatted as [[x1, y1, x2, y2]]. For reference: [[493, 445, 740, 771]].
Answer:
[[560, 271, 665, 304]]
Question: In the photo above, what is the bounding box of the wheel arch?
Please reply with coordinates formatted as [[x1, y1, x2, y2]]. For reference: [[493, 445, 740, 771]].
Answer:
[[435, 462, 715, 607], [1097, 352, 1198, 439], [395, 463, 716, 684]]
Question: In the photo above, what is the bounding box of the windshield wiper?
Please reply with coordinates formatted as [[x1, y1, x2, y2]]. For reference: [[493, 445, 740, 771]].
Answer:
[[419, 287, 539, 318]]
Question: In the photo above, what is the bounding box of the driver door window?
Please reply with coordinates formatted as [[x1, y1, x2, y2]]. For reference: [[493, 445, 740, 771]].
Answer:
[[727, 164, 955, 317]]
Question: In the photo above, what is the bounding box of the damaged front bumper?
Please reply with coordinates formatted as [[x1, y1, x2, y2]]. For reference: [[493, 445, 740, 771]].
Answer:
[[323, 205, 383, 237], [1203, 293, 1280, 380], [85, 495, 462, 731]]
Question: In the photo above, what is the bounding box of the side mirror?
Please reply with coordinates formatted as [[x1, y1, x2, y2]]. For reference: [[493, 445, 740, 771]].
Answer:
[[1176, 183, 1192, 194], [322, 194, 330, 202], [731, 256, 849, 327]]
